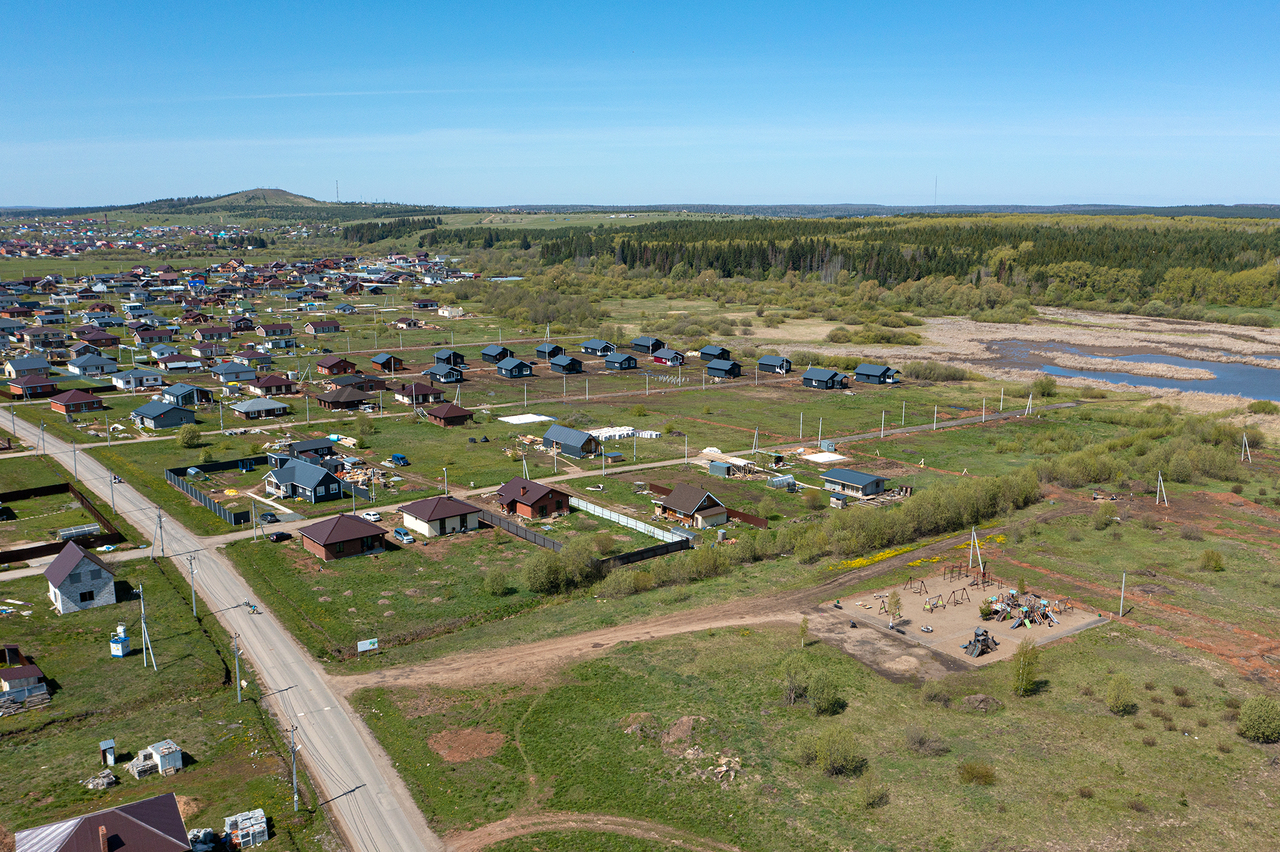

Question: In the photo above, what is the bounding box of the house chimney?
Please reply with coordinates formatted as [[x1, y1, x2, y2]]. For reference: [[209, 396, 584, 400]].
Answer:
[[520, 486, 527, 496], [99, 825, 108, 852]]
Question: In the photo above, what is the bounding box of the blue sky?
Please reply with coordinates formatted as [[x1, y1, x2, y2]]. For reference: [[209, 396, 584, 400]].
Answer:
[[4, 1, 1279, 207]]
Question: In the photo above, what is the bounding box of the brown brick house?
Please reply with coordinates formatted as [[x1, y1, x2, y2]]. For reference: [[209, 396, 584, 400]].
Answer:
[[298, 514, 387, 561], [495, 477, 567, 519]]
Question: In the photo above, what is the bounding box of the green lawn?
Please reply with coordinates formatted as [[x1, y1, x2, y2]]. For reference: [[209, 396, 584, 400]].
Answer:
[[11, 397, 149, 446], [0, 560, 338, 850], [354, 623, 1278, 852]]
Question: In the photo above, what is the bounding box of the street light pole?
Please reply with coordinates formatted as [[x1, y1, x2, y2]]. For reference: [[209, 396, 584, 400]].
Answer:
[[443, 467, 448, 494], [187, 555, 197, 618]]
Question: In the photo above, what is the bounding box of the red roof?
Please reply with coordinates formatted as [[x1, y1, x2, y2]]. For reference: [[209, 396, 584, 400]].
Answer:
[[427, 403, 471, 420], [50, 389, 100, 406]]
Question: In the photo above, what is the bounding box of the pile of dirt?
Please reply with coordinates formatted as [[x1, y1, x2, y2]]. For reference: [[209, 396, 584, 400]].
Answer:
[[661, 715, 706, 753], [428, 728, 505, 763], [621, 712, 657, 737], [961, 694, 1003, 713]]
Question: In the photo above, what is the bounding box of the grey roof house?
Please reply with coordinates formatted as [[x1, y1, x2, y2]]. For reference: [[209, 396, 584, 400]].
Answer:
[[130, 401, 196, 430], [264, 459, 344, 503], [542, 424, 601, 459], [45, 541, 117, 616]]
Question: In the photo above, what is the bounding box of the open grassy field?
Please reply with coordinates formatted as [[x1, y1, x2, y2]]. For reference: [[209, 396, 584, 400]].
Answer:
[[352, 623, 1280, 852], [10, 397, 150, 446], [0, 559, 339, 851], [0, 456, 146, 554]]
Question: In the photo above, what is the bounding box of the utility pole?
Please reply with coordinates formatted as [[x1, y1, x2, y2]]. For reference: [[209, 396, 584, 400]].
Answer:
[[187, 555, 197, 617], [881, 411, 885, 439], [291, 725, 299, 811], [108, 470, 115, 512], [233, 634, 242, 703], [139, 585, 157, 672], [1119, 572, 1126, 619], [443, 467, 448, 494], [72, 437, 77, 481]]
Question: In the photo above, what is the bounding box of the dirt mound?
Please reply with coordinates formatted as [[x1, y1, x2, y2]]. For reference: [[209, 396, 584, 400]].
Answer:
[[175, 795, 203, 821], [621, 712, 657, 736], [661, 715, 705, 752], [961, 694, 1004, 713], [428, 728, 505, 763]]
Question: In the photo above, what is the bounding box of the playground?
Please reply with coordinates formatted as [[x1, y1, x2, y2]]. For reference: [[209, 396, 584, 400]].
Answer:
[[836, 546, 1108, 666]]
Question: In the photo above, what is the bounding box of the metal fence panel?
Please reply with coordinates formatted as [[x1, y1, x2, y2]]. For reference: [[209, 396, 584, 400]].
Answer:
[[477, 510, 562, 551], [567, 497, 681, 542]]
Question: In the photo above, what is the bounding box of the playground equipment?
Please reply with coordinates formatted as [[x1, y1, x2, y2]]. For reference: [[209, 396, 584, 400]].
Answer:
[[962, 627, 1000, 658]]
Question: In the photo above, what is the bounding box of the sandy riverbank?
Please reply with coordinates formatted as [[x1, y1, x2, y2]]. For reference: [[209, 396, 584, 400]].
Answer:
[[1029, 349, 1217, 380]]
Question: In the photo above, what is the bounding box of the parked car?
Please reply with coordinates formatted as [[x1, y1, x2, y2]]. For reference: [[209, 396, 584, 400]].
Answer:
[[259, 511, 279, 524], [392, 527, 414, 544], [267, 531, 291, 543], [361, 511, 382, 522]]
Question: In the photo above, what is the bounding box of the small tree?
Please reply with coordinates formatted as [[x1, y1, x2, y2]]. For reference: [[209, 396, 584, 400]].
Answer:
[[1011, 638, 1040, 697], [781, 655, 808, 706], [1032, 374, 1058, 397], [887, 591, 901, 618], [175, 424, 201, 449], [1200, 549, 1225, 572], [483, 568, 510, 597], [1237, 696, 1280, 743], [1106, 675, 1137, 716], [355, 412, 376, 436], [809, 670, 845, 716]]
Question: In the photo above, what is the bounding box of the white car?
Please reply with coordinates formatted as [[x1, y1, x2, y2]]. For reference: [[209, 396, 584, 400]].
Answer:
[[361, 511, 382, 522]]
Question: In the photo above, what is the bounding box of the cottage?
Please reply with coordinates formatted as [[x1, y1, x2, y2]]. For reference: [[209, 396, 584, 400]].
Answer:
[[801, 367, 849, 389], [542, 424, 601, 458], [316, 386, 371, 410], [161, 383, 211, 408], [438, 305, 465, 319], [400, 495, 482, 538], [853, 363, 900, 384], [78, 329, 120, 348], [193, 325, 232, 341], [190, 342, 225, 359], [211, 362, 256, 383], [819, 469, 889, 497], [265, 459, 345, 503], [288, 437, 338, 459], [333, 303, 358, 314], [655, 484, 728, 529], [390, 317, 419, 330], [496, 478, 567, 519], [4, 355, 51, 378], [580, 338, 615, 356], [230, 348, 273, 368], [156, 354, 203, 374], [304, 319, 341, 335], [434, 348, 467, 367], [315, 355, 357, 375], [757, 355, 792, 374], [298, 514, 387, 561], [132, 327, 173, 346], [149, 343, 180, 359], [7, 374, 59, 398], [244, 374, 297, 397], [603, 352, 637, 370], [111, 368, 163, 391], [45, 542, 117, 615], [255, 322, 293, 338], [232, 397, 290, 420], [699, 344, 730, 362], [328, 373, 386, 392], [50, 389, 104, 415], [393, 382, 444, 406], [535, 342, 564, 360], [228, 315, 255, 331], [14, 793, 191, 852], [652, 347, 684, 366], [426, 402, 473, 427], [706, 358, 742, 378], [481, 344, 513, 364], [130, 401, 196, 430], [630, 336, 664, 354], [496, 357, 532, 378], [549, 354, 583, 374], [371, 353, 405, 372], [412, 298, 439, 310], [424, 363, 463, 383]]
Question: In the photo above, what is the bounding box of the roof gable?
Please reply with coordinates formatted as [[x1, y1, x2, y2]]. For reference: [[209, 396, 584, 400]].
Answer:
[[44, 541, 114, 587], [400, 495, 481, 522], [299, 513, 387, 546]]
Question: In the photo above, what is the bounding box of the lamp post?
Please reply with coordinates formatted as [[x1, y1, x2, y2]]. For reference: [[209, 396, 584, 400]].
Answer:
[[442, 467, 448, 494]]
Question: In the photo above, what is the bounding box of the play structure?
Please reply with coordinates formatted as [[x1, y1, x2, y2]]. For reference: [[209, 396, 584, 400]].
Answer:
[[962, 627, 1000, 658], [987, 589, 1073, 629]]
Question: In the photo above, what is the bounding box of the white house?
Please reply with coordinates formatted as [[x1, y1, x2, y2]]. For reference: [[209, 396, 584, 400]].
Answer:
[[400, 496, 482, 537], [45, 541, 117, 615]]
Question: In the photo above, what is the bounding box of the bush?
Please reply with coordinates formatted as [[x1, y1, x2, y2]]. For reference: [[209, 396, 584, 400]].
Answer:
[[1142, 735, 1157, 747], [1032, 374, 1058, 398], [1092, 503, 1113, 530], [1106, 675, 1138, 715], [901, 361, 968, 382], [483, 568, 510, 597], [1011, 639, 1041, 697], [921, 682, 951, 707], [1077, 786, 1095, 799], [1231, 483, 1244, 494], [809, 670, 845, 716], [957, 759, 996, 785], [904, 727, 950, 756], [1246, 400, 1280, 415], [1200, 549, 1225, 572], [804, 490, 826, 511], [1237, 696, 1280, 743], [797, 728, 865, 777], [175, 424, 202, 449]]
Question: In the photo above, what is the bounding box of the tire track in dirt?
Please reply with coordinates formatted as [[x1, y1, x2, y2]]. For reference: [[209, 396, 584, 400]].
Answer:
[[445, 811, 744, 852]]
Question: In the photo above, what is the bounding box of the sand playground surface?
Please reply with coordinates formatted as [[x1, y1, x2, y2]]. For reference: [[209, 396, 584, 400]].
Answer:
[[814, 568, 1108, 670]]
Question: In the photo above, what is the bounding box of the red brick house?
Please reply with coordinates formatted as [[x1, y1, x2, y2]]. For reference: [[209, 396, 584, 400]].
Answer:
[[243, 374, 298, 397], [315, 355, 356, 375], [496, 477, 568, 519], [49, 389, 105, 414], [427, 402, 472, 427], [299, 514, 387, 561]]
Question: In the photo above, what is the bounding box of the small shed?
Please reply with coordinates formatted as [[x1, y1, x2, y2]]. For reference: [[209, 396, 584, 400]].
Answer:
[[543, 424, 601, 458], [371, 353, 405, 372], [580, 338, 615, 356], [854, 363, 900, 384], [706, 359, 741, 378], [758, 355, 792, 374], [435, 348, 467, 367], [801, 367, 849, 390], [425, 363, 463, 383], [699, 344, 730, 362], [535, 342, 564, 360], [652, 348, 684, 366], [630, 336, 664, 354], [427, 402, 473, 427]]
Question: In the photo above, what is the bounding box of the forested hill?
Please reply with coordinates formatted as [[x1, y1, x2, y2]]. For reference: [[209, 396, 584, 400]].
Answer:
[[505, 203, 1280, 219]]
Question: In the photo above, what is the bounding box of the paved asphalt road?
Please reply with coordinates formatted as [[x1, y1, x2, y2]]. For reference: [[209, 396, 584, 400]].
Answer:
[[5, 415, 441, 852]]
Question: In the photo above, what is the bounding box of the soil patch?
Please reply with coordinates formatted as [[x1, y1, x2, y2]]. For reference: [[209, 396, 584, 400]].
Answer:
[[660, 715, 705, 753], [175, 795, 203, 821], [428, 728, 505, 763]]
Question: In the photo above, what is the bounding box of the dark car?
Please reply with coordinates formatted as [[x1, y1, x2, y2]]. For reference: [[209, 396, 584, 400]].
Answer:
[[259, 511, 279, 524], [267, 531, 291, 543]]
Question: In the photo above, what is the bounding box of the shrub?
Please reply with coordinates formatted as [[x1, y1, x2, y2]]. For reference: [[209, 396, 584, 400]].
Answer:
[[1200, 549, 1225, 572], [1225, 696, 1241, 709], [979, 601, 994, 620], [1127, 799, 1149, 813], [904, 727, 950, 756], [483, 568, 510, 597], [1144, 681, 1157, 691], [1077, 786, 1095, 799], [1092, 503, 1113, 530], [1246, 399, 1280, 414], [1237, 696, 1280, 743], [901, 361, 968, 382], [826, 327, 852, 344], [1180, 525, 1204, 541], [1081, 685, 1095, 697], [1011, 639, 1040, 697], [1032, 374, 1058, 398], [197, 447, 214, 464], [1177, 696, 1194, 708], [809, 670, 845, 716], [798, 728, 865, 777], [1106, 676, 1138, 716], [1172, 685, 1187, 696], [804, 489, 826, 511], [175, 424, 202, 449], [921, 682, 951, 707], [957, 760, 996, 785], [781, 655, 808, 706], [1217, 742, 1233, 753], [1080, 387, 1108, 399], [1142, 736, 1157, 747], [857, 774, 890, 809], [1231, 483, 1244, 494]]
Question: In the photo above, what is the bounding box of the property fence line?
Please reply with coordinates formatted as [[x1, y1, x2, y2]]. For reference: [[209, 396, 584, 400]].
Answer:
[[477, 510, 562, 552], [725, 508, 769, 529], [0, 480, 124, 563], [568, 497, 683, 542], [166, 469, 252, 526], [601, 538, 691, 570]]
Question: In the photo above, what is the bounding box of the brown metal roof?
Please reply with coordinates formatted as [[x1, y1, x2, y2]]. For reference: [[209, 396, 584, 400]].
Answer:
[[400, 495, 481, 523], [50, 389, 99, 405], [659, 484, 723, 516], [427, 403, 471, 419], [495, 477, 560, 506], [317, 386, 371, 403], [15, 793, 189, 852], [298, 513, 386, 546], [43, 542, 114, 587]]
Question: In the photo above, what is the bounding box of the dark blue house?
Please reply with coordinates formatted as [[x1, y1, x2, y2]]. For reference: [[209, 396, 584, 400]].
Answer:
[[580, 339, 616, 356], [603, 352, 637, 370], [699, 344, 730, 362], [801, 367, 849, 389], [435, 349, 466, 367], [536, 342, 564, 360], [758, 355, 792, 374], [481, 344, 514, 364], [706, 359, 742, 378], [496, 357, 533, 378], [549, 354, 583, 374], [854, 363, 900, 384]]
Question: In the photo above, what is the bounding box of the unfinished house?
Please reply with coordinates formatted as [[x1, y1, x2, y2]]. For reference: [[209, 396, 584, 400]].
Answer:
[[45, 542, 117, 615]]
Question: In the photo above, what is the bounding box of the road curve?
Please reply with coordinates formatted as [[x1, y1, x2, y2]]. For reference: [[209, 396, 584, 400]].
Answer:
[[4, 413, 441, 852]]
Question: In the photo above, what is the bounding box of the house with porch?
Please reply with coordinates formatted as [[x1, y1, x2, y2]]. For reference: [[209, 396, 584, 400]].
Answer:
[[801, 367, 849, 389], [400, 496, 482, 538], [654, 484, 728, 529], [265, 459, 344, 503]]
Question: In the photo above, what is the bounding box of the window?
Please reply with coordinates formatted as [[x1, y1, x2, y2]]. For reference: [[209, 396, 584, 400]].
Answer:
[[68, 572, 82, 584], [336, 542, 344, 553], [89, 568, 102, 581], [329, 484, 339, 494], [79, 590, 95, 603]]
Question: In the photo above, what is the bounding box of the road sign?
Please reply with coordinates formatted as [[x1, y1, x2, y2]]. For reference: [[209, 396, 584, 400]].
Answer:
[[357, 638, 379, 653]]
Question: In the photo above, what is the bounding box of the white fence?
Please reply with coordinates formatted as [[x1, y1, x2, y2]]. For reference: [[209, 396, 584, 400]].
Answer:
[[569, 497, 683, 543]]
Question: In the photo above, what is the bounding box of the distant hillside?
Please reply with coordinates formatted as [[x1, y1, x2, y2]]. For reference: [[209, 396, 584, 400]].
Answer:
[[194, 188, 330, 208]]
